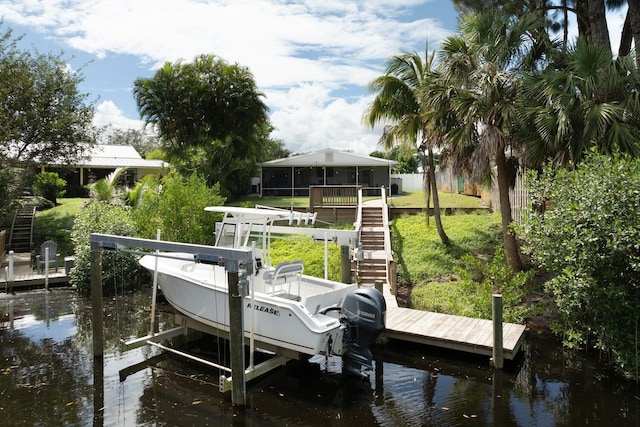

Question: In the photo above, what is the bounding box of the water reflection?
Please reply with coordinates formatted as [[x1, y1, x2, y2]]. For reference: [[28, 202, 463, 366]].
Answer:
[[1, 289, 639, 426]]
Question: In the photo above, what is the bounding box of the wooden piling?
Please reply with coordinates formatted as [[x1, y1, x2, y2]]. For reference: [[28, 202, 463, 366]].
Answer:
[[91, 250, 104, 358], [340, 245, 351, 283], [491, 294, 504, 369], [227, 268, 246, 406]]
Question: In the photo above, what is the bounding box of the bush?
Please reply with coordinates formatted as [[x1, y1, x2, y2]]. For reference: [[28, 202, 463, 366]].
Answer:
[[133, 172, 225, 245], [33, 172, 66, 205], [69, 200, 148, 294], [518, 154, 640, 379]]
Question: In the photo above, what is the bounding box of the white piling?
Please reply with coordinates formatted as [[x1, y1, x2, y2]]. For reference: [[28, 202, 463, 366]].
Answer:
[[150, 229, 161, 336], [324, 231, 329, 280], [8, 250, 14, 282], [44, 247, 50, 291]]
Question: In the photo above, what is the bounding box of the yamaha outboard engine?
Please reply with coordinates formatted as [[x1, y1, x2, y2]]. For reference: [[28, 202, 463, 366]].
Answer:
[[340, 287, 386, 377]]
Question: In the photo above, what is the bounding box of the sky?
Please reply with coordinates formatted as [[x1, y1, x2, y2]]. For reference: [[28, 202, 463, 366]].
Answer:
[[0, 1, 627, 156]]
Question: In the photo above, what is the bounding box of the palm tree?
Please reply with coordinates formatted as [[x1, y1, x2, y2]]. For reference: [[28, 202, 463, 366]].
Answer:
[[521, 37, 640, 169], [88, 167, 128, 202], [364, 45, 450, 245], [434, 11, 548, 271]]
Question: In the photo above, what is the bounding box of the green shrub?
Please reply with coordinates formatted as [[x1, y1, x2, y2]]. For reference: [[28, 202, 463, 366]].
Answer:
[[69, 200, 148, 294], [33, 172, 66, 205], [133, 172, 225, 245], [518, 154, 640, 379]]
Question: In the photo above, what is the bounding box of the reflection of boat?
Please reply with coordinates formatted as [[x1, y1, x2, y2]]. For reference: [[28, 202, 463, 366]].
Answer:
[[139, 206, 385, 376]]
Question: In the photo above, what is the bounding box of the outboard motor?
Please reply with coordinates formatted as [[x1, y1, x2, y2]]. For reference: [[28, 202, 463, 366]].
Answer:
[[340, 287, 386, 377]]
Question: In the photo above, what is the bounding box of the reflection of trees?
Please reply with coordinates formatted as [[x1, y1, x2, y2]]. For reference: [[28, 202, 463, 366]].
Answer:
[[0, 331, 92, 425], [73, 290, 177, 356]]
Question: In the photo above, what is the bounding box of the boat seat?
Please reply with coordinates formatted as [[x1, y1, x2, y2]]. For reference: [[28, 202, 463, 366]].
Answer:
[[264, 260, 303, 298]]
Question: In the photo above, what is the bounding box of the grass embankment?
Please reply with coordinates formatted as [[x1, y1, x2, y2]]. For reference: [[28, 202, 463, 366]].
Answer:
[[33, 198, 85, 259]]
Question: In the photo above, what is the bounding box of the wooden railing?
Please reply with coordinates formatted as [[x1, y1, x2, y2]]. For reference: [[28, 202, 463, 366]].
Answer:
[[310, 185, 361, 208], [380, 187, 397, 294]]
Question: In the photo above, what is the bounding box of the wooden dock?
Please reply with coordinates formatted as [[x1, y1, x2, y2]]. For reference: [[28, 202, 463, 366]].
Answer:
[[1, 252, 69, 291], [384, 306, 526, 360]]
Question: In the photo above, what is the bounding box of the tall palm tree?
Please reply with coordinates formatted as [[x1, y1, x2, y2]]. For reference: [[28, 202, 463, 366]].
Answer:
[[521, 37, 640, 169], [434, 11, 548, 271], [364, 44, 450, 245]]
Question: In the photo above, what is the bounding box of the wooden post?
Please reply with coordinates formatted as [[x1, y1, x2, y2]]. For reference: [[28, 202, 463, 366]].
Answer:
[[491, 294, 504, 369], [91, 250, 104, 359], [340, 245, 351, 283], [227, 266, 246, 406]]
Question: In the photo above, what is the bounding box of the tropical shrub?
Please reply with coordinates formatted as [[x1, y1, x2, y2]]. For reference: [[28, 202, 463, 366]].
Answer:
[[518, 154, 640, 379], [133, 172, 225, 245], [70, 200, 147, 294], [32, 171, 66, 206]]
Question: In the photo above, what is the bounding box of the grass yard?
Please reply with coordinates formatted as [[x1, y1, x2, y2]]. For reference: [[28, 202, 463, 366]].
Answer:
[[233, 190, 485, 209], [33, 198, 86, 258]]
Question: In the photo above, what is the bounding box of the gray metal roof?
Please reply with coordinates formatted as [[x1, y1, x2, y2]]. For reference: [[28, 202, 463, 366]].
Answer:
[[262, 148, 397, 167], [49, 144, 168, 169]]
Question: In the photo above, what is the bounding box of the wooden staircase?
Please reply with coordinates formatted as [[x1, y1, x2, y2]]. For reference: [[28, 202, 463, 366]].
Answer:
[[355, 205, 388, 287], [9, 205, 36, 253]]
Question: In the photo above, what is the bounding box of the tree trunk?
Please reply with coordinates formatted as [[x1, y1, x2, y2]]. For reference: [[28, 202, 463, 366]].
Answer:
[[428, 149, 450, 245], [627, 0, 640, 67], [423, 157, 431, 227], [619, 12, 632, 58], [495, 146, 522, 272], [586, 0, 612, 51]]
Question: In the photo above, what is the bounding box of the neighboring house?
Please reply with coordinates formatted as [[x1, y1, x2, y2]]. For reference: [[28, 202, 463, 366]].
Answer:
[[260, 148, 398, 197], [40, 144, 169, 196]]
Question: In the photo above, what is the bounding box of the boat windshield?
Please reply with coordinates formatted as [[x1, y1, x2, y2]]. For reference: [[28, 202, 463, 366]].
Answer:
[[216, 223, 236, 248]]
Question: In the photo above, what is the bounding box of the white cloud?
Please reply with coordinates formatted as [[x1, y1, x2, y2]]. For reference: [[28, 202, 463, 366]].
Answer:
[[0, 0, 453, 154], [93, 100, 144, 131]]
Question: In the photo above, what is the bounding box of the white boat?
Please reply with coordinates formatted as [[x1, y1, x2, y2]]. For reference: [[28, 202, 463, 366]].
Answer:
[[139, 206, 386, 376]]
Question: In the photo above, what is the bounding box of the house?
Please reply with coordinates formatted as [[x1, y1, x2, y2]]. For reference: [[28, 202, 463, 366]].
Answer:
[[260, 148, 399, 197], [40, 144, 169, 196]]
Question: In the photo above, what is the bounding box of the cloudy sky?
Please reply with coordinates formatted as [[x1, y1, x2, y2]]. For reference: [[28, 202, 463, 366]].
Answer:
[[0, 1, 627, 155]]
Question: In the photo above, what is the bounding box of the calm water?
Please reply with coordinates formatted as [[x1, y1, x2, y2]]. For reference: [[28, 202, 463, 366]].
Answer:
[[1, 288, 638, 426]]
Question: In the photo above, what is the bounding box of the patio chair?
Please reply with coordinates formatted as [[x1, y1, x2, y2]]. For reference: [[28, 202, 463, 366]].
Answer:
[[36, 240, 60, 273]]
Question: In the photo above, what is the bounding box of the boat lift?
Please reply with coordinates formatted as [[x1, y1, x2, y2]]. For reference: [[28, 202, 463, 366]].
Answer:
[[88, 227, 358, 404]]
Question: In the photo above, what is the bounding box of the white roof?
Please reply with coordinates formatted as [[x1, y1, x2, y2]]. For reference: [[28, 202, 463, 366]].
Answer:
[[262, 148, 397, 167], [48, 144, 168, 169]]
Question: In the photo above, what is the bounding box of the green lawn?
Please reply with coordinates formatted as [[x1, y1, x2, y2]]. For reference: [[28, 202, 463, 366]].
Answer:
[[233, 190, 485, 209]]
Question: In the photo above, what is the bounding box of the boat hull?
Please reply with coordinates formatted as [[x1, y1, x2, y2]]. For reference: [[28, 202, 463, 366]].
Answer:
[[140, 254, 348, 356]]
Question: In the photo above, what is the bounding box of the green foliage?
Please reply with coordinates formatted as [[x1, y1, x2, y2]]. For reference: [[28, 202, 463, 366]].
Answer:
[[133, 54, 270, 199], [0, 24, 95, 168], [269, 238, 341, 282], [32, 172, 66, 205], [87, 167, 127, 202], [0, 167, 24, 224], [69, 201, 147, 294], [133, 172, 225, 245], [517, 154, 640, 379]]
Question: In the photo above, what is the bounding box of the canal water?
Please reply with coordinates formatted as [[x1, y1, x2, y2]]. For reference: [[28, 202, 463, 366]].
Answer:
[[1, 288, 638, 426]]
